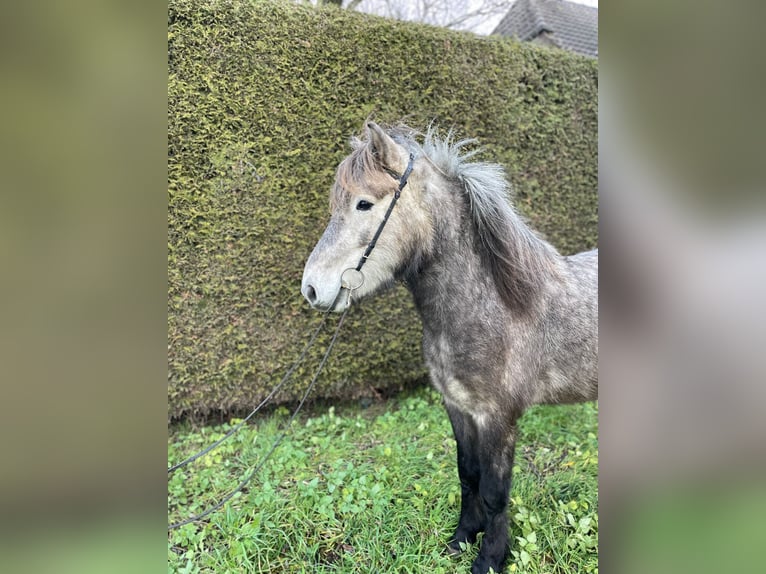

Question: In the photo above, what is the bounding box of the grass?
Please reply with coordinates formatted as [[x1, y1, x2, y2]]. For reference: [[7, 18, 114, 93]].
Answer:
[[168, 386, 598, 573]]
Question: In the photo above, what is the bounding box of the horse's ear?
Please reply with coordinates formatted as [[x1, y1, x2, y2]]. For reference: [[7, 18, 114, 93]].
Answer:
[[366, 122, 406, 174]]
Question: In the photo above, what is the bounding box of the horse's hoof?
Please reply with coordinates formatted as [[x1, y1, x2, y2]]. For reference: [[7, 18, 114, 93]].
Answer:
[[446, 542, 462, 556], [447, 538, 467, 555], [471, 555, 504, 574], [448, 529, 477, 555]]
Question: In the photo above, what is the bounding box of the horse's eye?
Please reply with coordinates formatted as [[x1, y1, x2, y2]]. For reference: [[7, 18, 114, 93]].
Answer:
[[356, 200, 374, 211]]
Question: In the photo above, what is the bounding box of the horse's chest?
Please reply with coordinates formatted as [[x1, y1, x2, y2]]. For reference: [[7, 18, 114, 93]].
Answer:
[[423, 333, 495, 415], [423, 332, 457, 379]]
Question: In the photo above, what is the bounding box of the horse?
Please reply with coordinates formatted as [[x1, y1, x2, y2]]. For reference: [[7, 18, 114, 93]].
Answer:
[[301, 121, 598, 574]]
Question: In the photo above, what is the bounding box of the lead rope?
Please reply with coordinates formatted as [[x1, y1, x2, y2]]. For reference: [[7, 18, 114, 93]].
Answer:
[[168, 311, 331, 475], [168, 306, 349, 530], [168, 153, 416, 530]]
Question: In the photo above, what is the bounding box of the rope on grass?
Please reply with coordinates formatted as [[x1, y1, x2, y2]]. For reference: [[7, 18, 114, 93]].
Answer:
[[168, 311, 331, 474], [168, 307, 349, 530]]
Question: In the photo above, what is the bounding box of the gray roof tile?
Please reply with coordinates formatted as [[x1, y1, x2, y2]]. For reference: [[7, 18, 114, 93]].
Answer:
[[493, 0, 598, 58]]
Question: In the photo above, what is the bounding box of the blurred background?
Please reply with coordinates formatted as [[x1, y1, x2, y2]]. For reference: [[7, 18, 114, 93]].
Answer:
[[1, 0, 764, 572], [599, 1, 766, 572]]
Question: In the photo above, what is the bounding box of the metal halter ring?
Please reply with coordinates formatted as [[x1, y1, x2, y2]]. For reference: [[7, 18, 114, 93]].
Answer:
[[340, 267, 365, 292]]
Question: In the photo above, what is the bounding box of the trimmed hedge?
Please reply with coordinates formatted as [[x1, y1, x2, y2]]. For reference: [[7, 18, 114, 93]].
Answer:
[[168, 0, 598, 419]]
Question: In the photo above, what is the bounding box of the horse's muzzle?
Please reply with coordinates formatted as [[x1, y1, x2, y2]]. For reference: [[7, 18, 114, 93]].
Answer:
[[301, 280, 347, 313]]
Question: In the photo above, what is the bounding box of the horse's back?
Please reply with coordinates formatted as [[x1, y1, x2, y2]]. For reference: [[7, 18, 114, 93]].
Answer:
[[535, 248, 598, 405], [567, 248, 598, 282]]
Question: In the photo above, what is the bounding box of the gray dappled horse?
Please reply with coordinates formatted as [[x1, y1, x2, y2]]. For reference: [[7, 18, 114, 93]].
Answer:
[[301, 122, 598, 574]]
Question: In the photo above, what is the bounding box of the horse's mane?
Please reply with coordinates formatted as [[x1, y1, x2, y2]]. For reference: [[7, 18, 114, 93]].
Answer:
[[417, 126, 560, 311], [344, 124, 560, 311]]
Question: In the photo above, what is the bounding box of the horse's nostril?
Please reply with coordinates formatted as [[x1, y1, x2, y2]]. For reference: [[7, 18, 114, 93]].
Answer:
[[305, 284, 317, 305]]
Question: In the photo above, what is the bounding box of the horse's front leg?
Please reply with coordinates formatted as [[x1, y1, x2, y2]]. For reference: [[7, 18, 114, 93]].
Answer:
[[445, 403, 485, 553], [471, 420, 516, 574]]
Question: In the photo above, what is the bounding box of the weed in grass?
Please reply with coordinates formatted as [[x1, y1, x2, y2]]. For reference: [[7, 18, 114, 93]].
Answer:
[[168, 387, 597, 573]]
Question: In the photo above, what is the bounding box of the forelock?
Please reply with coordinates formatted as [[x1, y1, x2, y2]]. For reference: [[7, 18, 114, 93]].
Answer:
[[330, 138, 397, 208]]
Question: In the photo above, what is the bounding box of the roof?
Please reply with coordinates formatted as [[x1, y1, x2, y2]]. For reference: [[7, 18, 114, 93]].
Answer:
[[493, 0, 598, 58]]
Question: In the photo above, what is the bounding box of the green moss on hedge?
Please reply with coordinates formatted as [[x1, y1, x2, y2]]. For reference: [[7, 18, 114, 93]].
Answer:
[[168, 0, 598, 419]]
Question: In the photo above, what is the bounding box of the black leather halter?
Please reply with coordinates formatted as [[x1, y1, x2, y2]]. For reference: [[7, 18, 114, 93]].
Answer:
[[354, 153, 416, 273]]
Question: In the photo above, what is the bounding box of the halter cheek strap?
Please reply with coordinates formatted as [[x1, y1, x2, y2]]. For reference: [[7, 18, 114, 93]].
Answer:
[[354, 153, 415, 273]]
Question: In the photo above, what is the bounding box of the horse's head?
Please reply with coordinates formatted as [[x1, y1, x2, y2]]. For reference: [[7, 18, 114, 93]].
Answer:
[[301, 122, 431, 312]]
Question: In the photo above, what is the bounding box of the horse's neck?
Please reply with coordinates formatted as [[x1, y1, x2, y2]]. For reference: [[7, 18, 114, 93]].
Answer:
[[404, 209, 504, 330]]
